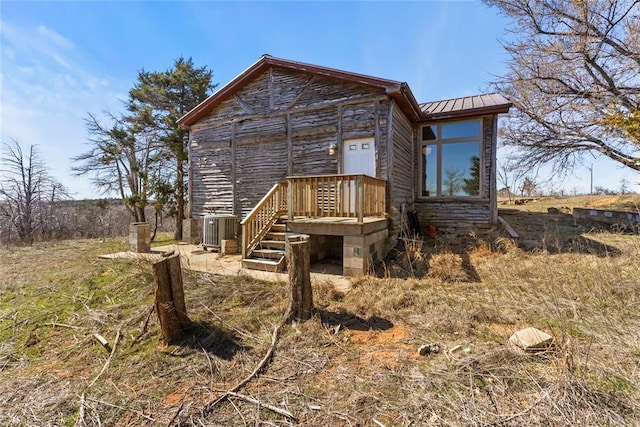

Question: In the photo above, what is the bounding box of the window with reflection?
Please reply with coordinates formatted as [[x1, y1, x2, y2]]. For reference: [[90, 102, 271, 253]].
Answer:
[[420, 120, 482, 198]]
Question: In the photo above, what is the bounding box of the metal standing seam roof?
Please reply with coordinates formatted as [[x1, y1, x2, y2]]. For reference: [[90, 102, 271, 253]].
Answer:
[[420, 93, 511, 120]]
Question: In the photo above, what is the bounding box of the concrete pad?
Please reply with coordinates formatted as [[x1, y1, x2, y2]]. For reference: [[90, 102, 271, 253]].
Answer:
[[100, 243, 352, 293]]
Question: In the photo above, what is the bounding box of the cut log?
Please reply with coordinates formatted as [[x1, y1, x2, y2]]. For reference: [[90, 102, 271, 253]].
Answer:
[[152, 254, 191, 345], [286, 234, 313, 322]]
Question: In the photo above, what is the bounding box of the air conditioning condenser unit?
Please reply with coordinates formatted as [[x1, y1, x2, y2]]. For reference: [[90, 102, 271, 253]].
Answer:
[[203, 214, 237, 249]]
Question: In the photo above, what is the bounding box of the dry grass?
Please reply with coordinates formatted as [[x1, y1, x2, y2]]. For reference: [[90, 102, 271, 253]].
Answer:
[[1, 213, 639, 425]]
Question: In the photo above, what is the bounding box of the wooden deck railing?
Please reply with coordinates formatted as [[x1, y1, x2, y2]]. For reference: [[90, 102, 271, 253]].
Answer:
[[240, 182, 288, 258], [287, 174, 386, 222]]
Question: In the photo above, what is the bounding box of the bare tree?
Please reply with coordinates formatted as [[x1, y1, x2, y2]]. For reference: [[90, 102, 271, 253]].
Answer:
[[72, 113, 164, 223], [519, 176, 539, 197], [497, 159, 528, 203], [0, 140, 68, 244], [485, 0, 640, 174]]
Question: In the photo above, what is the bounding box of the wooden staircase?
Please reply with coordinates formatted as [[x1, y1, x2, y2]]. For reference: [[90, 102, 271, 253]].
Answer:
[[241, 219, 287, 272]]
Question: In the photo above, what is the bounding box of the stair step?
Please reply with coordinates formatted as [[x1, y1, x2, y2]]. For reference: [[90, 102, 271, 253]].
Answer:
[[242, 257, 286, 272], [266, 231, 286, 241], [252, 248, 285, 260], [271, 223, 287, 232], [258, 240, 285, 249]]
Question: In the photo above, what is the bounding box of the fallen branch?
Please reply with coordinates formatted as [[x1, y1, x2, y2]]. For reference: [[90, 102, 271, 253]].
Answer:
[[89, 330, 120, 387], [206, 318, 284, 409], [195, 301, 292, 420], [130, 304, 155, 347], [44, 322, 85, 330], [75, 393, 86, 427], [86, 397, 156, 423], [225, 390, 297, 421]]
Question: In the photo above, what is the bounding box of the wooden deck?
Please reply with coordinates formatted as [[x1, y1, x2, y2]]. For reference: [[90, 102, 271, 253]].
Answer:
[[286, 215, 388, 236]]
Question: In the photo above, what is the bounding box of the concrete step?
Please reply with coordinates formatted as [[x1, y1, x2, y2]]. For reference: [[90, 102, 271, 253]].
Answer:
[[258, 240, 285, 249], [252, 248, 285, 260], [242, 257, 286, 273], [266, 231, 286, 241]]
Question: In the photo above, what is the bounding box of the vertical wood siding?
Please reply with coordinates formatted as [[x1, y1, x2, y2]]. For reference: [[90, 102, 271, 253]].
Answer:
[[389, 101, 414, 240], [189, 66, 390, 220]]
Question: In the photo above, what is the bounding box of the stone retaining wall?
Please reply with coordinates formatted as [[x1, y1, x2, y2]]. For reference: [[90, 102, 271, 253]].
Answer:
[[573, 208, 640, 229]]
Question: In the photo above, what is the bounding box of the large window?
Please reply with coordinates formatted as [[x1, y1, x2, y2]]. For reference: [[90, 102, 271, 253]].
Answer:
[[421, 119, 482, 198]]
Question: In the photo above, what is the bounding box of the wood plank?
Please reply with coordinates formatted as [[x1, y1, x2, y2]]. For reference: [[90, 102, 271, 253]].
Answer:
[[287, 114, 292, 176], [374, 100, 381, 178], [268, 67, 275, 111], [287, 75, 316, 109], [231, 122, 237, 216], [498, 215, 519, 238], [234, 94, 256, 114]]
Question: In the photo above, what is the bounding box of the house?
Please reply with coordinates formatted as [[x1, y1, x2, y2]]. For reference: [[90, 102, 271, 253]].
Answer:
[[177, 55, 511, 276]]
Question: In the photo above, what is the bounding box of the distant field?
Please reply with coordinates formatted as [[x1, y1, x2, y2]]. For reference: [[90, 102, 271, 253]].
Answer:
[[500, 193, 640, 213], [1, 197, 639, 425]]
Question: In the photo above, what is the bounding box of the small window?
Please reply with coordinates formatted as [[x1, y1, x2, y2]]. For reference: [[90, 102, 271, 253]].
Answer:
[[349, 145, 357, 150], [362, 143, 369, 149]]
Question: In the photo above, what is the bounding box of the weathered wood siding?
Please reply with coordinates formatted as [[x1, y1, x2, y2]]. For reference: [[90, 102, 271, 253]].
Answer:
[[189, 66, 392, 219], [413, 114, 498, 230], [388, 101, 414, 242]]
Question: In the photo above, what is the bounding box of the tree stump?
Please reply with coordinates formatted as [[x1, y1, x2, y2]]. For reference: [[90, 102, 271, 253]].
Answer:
[[286, 234, 313, 322], [152, 254, 191, 345]]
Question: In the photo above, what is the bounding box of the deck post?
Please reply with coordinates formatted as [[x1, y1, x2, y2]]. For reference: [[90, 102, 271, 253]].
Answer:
[[287, 178, 294, 221], [356, 175, 364, 223]]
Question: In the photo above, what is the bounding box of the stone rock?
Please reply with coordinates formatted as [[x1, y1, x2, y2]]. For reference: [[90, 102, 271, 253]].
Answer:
[[509, 327, 553, 352]]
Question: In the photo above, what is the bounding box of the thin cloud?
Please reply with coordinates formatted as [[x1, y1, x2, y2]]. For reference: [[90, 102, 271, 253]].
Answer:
[[37, 25, 74, 49]]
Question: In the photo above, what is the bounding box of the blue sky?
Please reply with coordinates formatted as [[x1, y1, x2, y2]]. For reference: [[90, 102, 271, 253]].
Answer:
[[1, 0, 637, 198]]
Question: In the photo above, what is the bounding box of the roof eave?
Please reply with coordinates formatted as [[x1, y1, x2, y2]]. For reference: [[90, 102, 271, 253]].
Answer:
[[387, 83, 423, 122], [420, 104, 512, 122]]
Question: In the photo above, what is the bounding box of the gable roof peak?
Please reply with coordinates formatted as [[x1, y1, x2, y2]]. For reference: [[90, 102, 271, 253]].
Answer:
[[178, 55, 422, 127]]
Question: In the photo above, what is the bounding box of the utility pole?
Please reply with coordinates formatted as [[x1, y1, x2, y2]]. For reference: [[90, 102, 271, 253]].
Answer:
[[588, 164, 593, 195]]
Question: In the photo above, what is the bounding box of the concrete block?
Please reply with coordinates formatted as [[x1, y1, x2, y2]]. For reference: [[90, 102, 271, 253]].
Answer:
[[221, 239, 238, 255], [129, 222, 150, 253]]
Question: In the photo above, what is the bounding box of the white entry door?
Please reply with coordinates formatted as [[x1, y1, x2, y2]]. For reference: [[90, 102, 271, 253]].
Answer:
[[343, 138, 375, 176], [342, 138, 375, 215]]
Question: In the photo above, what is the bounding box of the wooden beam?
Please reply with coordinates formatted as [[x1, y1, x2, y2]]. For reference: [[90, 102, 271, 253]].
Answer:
[[374, 100, 381, 178], [489, 115, 498, 224], [268, 67, 275, 111], [386, 102, 394, 218], [191, 94, 389, 130], [286, 113, 293, 176], [337, 105, 343, 173], [497, 215, 519, 239], [231, 122, 237, 216], [234, 94, 256, 115], [287, 75, 316, 110]]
